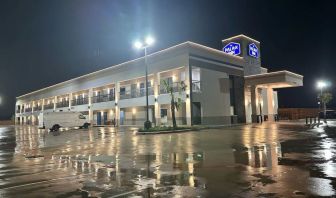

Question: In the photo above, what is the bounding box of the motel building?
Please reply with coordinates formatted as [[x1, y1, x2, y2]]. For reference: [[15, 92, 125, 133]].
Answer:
[[15, 35, 303, 127]]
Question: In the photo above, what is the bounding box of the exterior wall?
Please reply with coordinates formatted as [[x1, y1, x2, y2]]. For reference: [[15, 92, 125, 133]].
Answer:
[[192, 67, 231, 125], [15, 37, 295, 126], [231, 76, 246, 123]]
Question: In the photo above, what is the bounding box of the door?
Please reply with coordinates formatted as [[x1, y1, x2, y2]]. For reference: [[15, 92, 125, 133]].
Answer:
[[161, 109, 168, 124], [97, 112, 102, 125], [103, 112, 108, 125], [140, 82, 145, 96], [131, 84, 137, 98], [120, 110, 125, 125], [192, 102, 202, 125]]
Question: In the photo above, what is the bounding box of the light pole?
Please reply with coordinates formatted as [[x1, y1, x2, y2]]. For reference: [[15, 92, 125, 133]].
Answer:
[[317, 80, 328, 123], [134, 36, 155, 130]]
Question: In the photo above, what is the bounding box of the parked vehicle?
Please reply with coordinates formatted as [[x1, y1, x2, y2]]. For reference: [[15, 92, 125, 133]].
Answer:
[[38, 112, 90, 131], [318, 110, 336, 119]]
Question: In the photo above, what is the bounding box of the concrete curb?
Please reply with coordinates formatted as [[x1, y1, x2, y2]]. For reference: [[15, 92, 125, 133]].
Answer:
[[137, 129, 193, 135]]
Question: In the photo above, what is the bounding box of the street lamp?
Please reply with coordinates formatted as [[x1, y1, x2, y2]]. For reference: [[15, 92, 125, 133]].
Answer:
[[134, 36, 155, 130], [316, 80, 329, 123], [317, 81, 327, 95]]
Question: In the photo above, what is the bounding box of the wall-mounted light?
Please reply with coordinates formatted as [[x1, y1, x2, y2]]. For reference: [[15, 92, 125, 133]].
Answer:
[[172, 75, 177, 82], [155, 98, 158, 102], [186, 94, 189, 98], [132, 108, 137, 115], [115, 102, 118, 106]]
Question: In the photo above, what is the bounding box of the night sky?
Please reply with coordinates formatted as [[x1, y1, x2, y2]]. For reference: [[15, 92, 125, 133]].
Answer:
[[0, 0, 335, 119]]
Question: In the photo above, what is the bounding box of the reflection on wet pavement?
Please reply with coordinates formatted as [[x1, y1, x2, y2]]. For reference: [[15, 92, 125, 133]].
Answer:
[[0, 122, 336, 197]]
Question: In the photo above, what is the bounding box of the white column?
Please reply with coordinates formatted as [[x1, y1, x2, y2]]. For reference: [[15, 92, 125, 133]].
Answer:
[[88, 89, 93, 124], [185, 65, 192, 126], [69, 93, 73, 110], [154, 72, 161, 126], [53, 96, 57, 111], [42, 99, 45, 111], [266, 87, 275, 121], [115, 82, 120, 126]]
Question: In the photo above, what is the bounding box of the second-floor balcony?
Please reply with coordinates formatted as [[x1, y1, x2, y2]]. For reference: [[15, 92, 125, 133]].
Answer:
[[56, 101, 69, 108], [92, 93, 115, 103], [159, 82, 183, 94], [33, 106, 42, 112], [71, 98, 89, 106], [120, 87, 154, 100], [44, 103, 54, 110], [25, 108, 32, 113]]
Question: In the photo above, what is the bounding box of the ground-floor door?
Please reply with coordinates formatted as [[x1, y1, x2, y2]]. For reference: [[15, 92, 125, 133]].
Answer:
[[120, 110, 125, 125], [161, 109, 168, 124], [97, 112, 102, 125], [103, 112, 108, 125], [192, 102, 202, 125]]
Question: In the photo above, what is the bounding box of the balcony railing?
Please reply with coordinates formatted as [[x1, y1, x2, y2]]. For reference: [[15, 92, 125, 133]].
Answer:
[[120, 87, 154, 100], [92, 93, 115, 103], [159, 82, 181, 94], [44, 104, 54, 110], [71, 98, 89, 106], [33, 106, 42, 112], [56, 101, 69, 108], [192, 81, 201, 92], [25, 108, 32, 112]]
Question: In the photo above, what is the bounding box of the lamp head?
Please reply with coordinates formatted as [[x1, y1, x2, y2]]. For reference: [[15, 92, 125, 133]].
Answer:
[[317, 81, 327, 89], [145, 36, 155, 46], [134, 41, 143, 49]]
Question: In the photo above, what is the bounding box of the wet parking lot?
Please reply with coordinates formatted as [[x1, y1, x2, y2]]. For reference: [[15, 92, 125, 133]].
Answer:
[[1, 122, 336, 197]]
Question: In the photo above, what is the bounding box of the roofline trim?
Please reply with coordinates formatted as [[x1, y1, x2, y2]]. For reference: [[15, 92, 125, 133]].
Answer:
[[17, 41, 243, 99], [222, 34, 260, 44], [244, 70, 304, 79]]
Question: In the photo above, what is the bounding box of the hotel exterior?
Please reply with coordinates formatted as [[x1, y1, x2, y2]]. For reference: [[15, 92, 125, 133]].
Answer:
[[15, 35, 303, 126]]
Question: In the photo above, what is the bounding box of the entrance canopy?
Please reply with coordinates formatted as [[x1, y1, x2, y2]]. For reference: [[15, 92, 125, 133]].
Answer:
[[245, 70, 303, 88]]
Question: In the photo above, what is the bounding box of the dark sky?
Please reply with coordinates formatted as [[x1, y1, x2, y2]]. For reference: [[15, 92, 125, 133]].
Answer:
[[0, 0, 335, 119]]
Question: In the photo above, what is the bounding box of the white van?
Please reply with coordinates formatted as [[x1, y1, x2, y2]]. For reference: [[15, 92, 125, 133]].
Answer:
[[38, 112, 90, 131]]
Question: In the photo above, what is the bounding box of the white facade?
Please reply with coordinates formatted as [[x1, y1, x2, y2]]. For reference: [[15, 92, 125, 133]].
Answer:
[[15, 35, 303, 126]]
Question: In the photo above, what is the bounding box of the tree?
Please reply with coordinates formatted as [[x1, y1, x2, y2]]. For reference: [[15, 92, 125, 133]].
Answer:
[[161, 80, 187, 129], [319, 92, 333, 123]]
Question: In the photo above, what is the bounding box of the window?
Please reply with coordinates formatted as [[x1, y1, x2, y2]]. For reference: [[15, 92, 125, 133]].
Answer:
[[192, 68, 200, 81], [120, 87, 126, 95]]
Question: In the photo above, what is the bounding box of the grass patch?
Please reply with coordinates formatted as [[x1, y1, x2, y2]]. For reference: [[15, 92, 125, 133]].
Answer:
[[138, 126, 193, 132]]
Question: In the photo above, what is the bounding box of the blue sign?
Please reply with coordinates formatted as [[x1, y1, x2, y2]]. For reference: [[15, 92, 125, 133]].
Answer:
[[248, 43, 259, 58], [223, 42, 241, 56]]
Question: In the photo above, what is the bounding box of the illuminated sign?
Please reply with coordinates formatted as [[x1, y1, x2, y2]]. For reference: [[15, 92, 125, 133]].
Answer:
[[223, 42, 241, 56], [248, 43, 259, 58]]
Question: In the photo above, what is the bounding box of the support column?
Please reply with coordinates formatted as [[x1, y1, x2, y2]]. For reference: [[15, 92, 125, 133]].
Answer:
[[53, 96, 57, 111], [69, 93, 73, 110], [251, 85, 258, 123], [185, 65, 192, 126], [115, 82, 120, 126], [42, 99, 45, 111], [266, 87, 275, 121], [154, 72, 161, 126], [88, 89, 93, 125]]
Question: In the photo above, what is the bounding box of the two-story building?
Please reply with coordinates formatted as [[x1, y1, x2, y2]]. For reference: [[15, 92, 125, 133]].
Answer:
[[15, 35, 303, 126]]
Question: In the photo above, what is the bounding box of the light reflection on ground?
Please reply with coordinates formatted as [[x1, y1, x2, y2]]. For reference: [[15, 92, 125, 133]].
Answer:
[[0, 122, 335, 197]]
